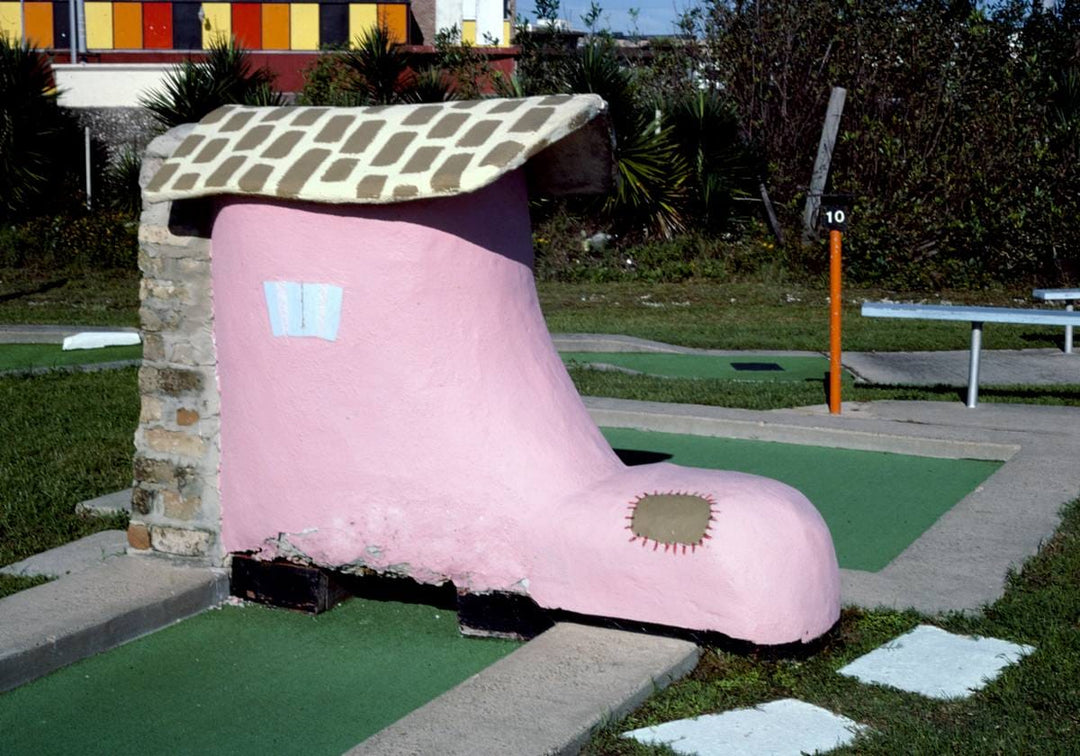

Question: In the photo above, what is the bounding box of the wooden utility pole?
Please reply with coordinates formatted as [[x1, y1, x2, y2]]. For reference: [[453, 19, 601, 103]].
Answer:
[[802, 87, 847, 242]]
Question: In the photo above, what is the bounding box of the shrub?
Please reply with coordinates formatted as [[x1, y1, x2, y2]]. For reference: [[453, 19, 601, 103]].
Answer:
[[0, 38, 85, 223], [0, 211, 137, 271], [141, 40, 283, 128]]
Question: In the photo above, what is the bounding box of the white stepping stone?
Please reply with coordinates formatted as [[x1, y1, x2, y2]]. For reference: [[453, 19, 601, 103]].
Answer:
[[62, 331, 141, 350], [623, 698, 867, 756], [838, 624, 1034, 700]]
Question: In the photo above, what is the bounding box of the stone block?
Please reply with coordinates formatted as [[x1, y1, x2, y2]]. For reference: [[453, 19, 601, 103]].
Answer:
[[133, 456, 178, 486], [139, 366, 203, 395], [130, 486, 153, 515], [162, 490, 202, 520], [176, 408, 199, 426], [139, 396, 163, 423], [144, 428, 208, 459], [142, 332, 165, 361], [127, 522, 151, 550], [150, 526, 211, 557]]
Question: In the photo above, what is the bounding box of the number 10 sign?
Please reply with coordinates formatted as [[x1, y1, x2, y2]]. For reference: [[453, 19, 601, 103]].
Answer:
[[819, 193, 852, 232]]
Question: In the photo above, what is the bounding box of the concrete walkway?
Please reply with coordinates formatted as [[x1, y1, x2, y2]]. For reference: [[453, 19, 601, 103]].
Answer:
[[0, 324, 139, 345]]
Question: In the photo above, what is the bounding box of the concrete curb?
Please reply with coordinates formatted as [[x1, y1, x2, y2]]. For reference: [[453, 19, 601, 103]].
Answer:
[[0, 555, 228, 693], [348, 622, 700, 756]]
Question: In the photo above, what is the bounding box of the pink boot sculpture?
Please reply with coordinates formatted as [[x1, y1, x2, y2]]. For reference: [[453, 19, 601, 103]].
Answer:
[[142, 95, 840, 645]]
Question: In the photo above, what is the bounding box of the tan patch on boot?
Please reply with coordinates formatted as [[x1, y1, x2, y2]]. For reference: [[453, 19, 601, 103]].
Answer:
[[627, 492, 716, 554]]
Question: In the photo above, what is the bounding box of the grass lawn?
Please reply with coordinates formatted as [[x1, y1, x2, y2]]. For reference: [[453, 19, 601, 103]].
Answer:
[[0, 343, 142, 372], [0, 269, 139, 327], [0, 368, 136, 598], [540, 281, 1067, 351], [585, 497, 1080, 754]]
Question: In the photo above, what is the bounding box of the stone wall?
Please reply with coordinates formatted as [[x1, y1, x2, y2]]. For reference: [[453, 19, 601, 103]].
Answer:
[[129, 124, 224, 564]]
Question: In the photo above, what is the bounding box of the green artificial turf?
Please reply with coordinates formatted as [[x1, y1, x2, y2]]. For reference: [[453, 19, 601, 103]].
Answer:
[[602, 428, 1001, 572], [0, 600, 519, 755], [0, 343, 142, 372], [561, 351, 848, 383]]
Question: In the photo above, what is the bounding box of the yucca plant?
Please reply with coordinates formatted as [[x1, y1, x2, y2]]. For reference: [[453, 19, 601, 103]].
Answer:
[[567, 42, 690, 238], [344, 26, 415, 104], [141, 40, 283, 128], [0, 39, 82, 222], [664, 89, 758, 231]]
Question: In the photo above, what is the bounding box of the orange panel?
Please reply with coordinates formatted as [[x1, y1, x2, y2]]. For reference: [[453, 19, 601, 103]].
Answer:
[[233, 3, 261, 49], [262, 3, 290, 49], [113, 1, 142, 48], [24, 2, 53, 48], [377, 3, 405, 44]]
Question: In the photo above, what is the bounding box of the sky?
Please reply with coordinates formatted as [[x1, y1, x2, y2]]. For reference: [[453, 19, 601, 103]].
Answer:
[[516, 0, 696, 37]]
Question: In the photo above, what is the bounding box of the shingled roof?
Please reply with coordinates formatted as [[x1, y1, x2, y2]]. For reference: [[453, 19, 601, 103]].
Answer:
[[144, 95, 613, 205]]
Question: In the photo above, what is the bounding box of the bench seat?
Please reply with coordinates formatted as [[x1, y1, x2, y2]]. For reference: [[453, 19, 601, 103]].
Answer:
[[1032, 288, 1080, 354], [861, 302, 1080, 407]]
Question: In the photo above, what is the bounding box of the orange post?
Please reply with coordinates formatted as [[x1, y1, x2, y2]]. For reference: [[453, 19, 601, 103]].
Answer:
[[829, 229, 843, 414]]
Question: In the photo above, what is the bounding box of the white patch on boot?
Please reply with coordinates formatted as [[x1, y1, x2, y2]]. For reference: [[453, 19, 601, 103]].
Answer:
[[838, 624, 1034, 699], [263, 281, 343, 341]]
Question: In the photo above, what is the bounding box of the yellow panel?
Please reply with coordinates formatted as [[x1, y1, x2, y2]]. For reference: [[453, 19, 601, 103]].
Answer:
[[201, 2, 231, 48], [461, 19, 475, 45], [289, 3, 318, 50], [502, 19, 510, 47], [85, 2, 114, 49], [348, 3, 376, 48], [0, 3, 21, 43]]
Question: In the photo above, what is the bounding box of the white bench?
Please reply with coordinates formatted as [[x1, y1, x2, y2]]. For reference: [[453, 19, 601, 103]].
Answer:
[[1032, 288, 1080, 354], [860, 302, 1080, 407]]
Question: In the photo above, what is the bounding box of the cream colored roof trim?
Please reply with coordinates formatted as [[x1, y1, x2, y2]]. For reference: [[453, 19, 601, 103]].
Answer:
[[144, 95, 613, 205]]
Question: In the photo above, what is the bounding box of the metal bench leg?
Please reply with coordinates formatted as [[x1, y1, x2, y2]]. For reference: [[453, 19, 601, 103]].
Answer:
[[967, 321, 983, 408], [1066, 303, 1074, 354]]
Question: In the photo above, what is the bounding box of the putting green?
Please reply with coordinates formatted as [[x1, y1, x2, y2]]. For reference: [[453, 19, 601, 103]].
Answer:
[[560, 351, 851, 383], [0, 600, 518, 755], [0, 343, 142, 372], [602, 428, 1001, 572]]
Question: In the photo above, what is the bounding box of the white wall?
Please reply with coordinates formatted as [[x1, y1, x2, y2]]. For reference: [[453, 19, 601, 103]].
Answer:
[[54, 63, 175, 108]]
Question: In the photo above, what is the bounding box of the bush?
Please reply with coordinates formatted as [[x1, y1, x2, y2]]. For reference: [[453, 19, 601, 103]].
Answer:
[[0, 38, 85, 223], [0, 211, 138, 271], [141, 40, 282, 128]]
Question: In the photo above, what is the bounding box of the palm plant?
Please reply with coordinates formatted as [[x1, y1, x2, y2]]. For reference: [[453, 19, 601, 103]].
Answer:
[[664, 90, 758, 231], [0, 38, 81, 222], [141, 40, 282, 128], [567, 42, 690, 238], [344, 26, 415, 104]]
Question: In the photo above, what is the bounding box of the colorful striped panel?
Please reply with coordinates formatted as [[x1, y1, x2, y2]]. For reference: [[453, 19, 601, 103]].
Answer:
[[201, 2, 230, 47], [377, 2, 405, 43], [143, 1, 171, 48], [348, 3, 376, 46], [113, 1, 142, 48], [24, 2, 53, 47], [289, 2, 317, 50], [53, 0, 72, 48], [172, 1, 201, 49], [261, 2, 289, 49], [0, 3, 19, 42], [85, 1, 113, 48], [232, 2, 261, 49], [318, 2, 346, 47]]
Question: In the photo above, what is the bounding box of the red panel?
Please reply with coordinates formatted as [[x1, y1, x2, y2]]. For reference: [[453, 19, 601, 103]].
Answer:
[[232, 3, 262, 50], [143, 3, 172, 49]]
